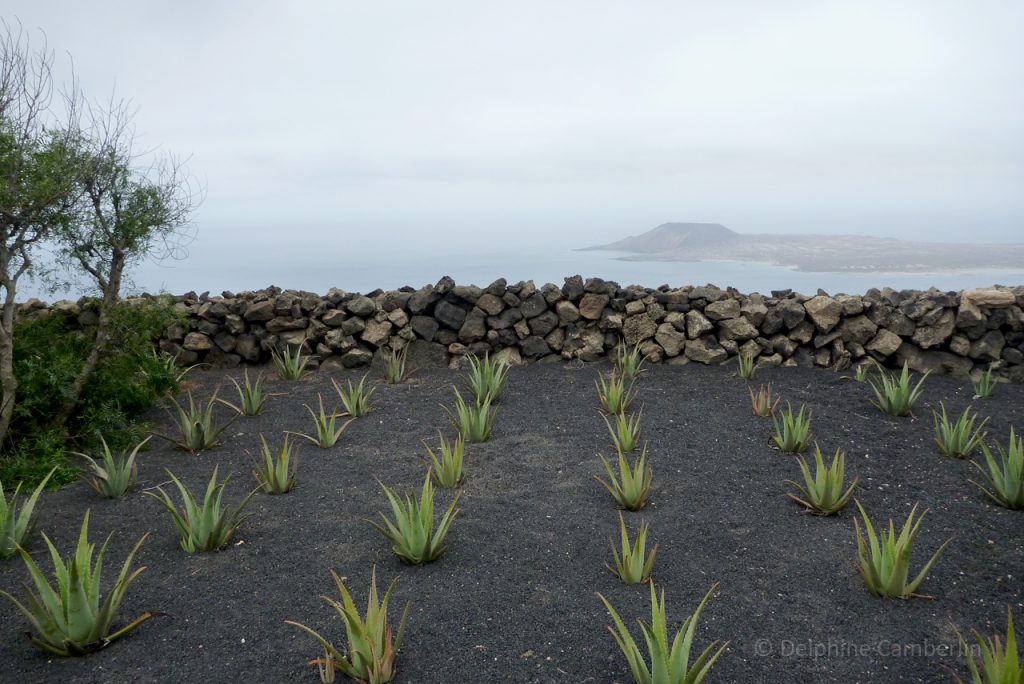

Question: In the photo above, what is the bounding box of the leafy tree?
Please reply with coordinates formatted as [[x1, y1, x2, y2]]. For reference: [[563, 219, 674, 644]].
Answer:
[[52, 100, 198, 428], [0, 22, 81, 447]]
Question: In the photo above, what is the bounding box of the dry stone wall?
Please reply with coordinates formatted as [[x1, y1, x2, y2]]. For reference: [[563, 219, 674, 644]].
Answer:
[[19, 276, 1024, 381]]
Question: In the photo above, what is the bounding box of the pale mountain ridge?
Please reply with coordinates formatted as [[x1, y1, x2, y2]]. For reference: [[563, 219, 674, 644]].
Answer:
[[584, 223, 1024, 273]]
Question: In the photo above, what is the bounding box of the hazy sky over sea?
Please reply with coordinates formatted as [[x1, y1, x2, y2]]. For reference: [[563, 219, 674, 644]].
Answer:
[[5, 1, 1024, 296]]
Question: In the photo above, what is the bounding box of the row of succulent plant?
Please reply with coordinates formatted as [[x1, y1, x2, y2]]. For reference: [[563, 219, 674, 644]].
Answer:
[[2, 349, 1018, 682], [280, 354, 505, 680], [739, 363, 1022, 682]]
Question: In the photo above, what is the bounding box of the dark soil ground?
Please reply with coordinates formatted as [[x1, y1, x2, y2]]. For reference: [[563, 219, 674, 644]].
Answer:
[[1, 360, 1023, 684]]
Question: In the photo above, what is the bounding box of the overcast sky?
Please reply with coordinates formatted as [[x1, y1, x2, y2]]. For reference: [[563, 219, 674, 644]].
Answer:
[[6, 1, 1024, 259]]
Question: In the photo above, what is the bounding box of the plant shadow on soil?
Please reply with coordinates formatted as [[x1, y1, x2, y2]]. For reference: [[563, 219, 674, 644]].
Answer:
[[1, 361, 1022, 683]]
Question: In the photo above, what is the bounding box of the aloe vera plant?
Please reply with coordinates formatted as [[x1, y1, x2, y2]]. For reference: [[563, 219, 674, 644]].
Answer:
[[736, 353, 755, 380], [369, 473, 461, 565], [0, 511, 153, 656], [272, 345, 310, 380], [445, 387, 496, 443], [971, 428, 1024, 510], [972, 366, 997, 399], [615, 341, 647, 379], [772, 402, 812, 453], [252, 434, 298, 494], [605, 409, 643, 454], [596, 371, 637, 415], [221, 369, 267, 416], [597, 583, 728, 684], [749, 384, 780, 417], [146, 467, 257, 553], [465, 352, 510, 403], [868, 362, 929, 416], [854, 363, 871, 382], [382, 346, 410, 384], [608, 512, 657, 585], [423, 432, 466, 489], [853, 501, 951, 598], [160, 390, 235, 452], [72, 436, 148, 499], [933, 404, 988, 458], [1, 467, 56, 559], [951, 607, 1021, 684], [285, 566, 410, 684], [290, 394, 354, 448], [785, 445, 857, 515], [597, 446, 652, 511], [333, 374, 376, 417]]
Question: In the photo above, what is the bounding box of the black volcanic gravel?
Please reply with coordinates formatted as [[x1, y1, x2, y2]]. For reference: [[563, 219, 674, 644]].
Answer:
[[1, 361, 1022, 683]]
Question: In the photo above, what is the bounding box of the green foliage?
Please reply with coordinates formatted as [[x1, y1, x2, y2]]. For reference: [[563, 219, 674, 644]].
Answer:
[[285, 567, 410, 684], [272, 345, 310, 381], [737, 353, 755, 380], [71, 436, 147, 498], [749, 384, 780, 417], [332, 374, 376, 417], [465, 352, 509, 404], [382, 346, 409, 385], [972, 366, 997, 399], [159, 390, 235, 452], [853, 501, 951, 599], [952, 608, 1021, 684], [933, 404, 988, 458], [146, 467, 257, 553], [2, 299, 181, 488], [785, 445, 857, 515], [596, 371, 637, 415], [608, 512, 657, 585], [423, 432, 466, 489], [971, 428, 1024, 510], [853, 364, 871, 382], [615, 342, 647, 380], [0, 510, 153, 656], [597, 583, 728, 684], [0, 467, 55, 558], [290, 394, 353, 449], [252, 434, 297, 495], [445, 387, 496, 443], [868, 362, 929, 417], [597, 446, 652, 511], [221, 370, 267, 416], [605, 410, 643, 454], [369, 472, 461, 565], [772, 402, 812, 453]]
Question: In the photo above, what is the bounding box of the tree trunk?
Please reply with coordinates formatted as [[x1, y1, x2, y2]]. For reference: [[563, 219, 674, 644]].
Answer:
[[53, 249, 124, 431], [0, 291, 18, 449]]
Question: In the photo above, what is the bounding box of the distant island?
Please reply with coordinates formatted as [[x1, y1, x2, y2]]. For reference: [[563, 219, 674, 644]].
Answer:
[[582, 223, 1024, 273]]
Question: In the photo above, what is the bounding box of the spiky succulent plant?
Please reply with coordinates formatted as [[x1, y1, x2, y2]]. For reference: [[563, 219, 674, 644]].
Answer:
[[785, 445, 857, 515], [0, 511, 153, 656], [369, 473, 460, 565], [853, 501, 951, 599]]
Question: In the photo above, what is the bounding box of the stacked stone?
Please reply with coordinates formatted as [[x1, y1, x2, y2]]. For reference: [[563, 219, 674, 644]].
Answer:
[[17, 277, 1024, 381]]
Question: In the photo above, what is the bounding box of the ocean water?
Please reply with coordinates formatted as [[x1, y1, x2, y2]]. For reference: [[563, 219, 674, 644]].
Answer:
[[22, 245, 1024, 301]]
